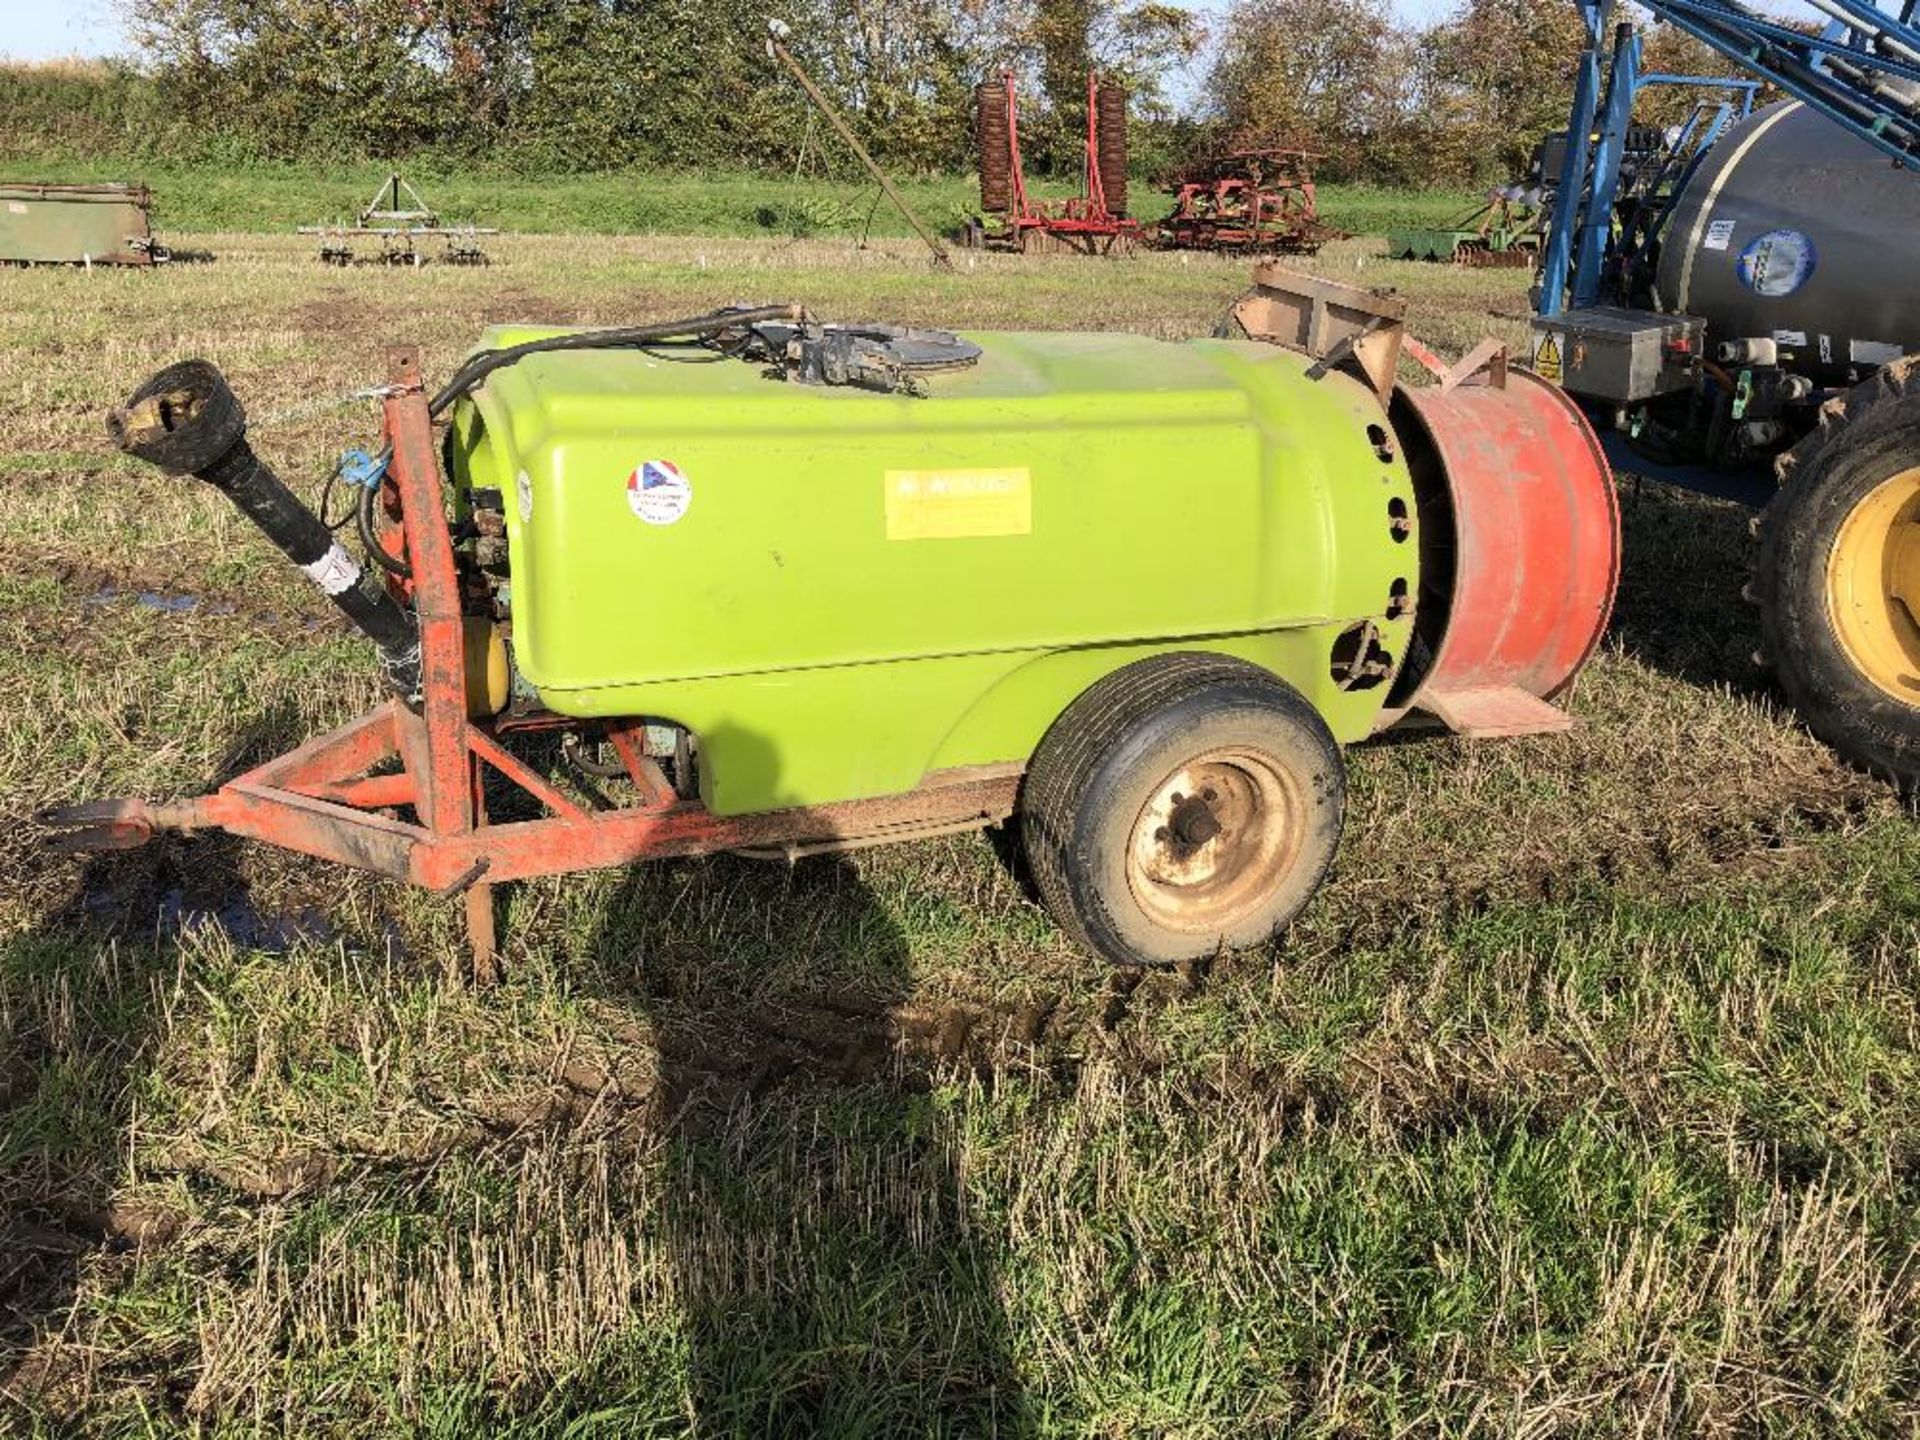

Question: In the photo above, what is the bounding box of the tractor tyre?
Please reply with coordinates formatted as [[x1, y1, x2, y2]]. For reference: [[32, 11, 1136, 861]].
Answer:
[[1756, 359, 1920, 791], [1020, 653, 1345, 967]]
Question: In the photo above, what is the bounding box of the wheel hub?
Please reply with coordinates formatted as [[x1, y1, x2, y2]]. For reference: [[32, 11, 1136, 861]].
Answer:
[[1167, 792, 1224, 850], [1125, 750, 1305, 936]]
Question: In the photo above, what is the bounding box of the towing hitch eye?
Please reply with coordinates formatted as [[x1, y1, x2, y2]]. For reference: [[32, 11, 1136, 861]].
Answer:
[[37, 798, 208, 855]]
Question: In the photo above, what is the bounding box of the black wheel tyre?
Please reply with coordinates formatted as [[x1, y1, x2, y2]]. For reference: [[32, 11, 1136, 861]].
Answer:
[[1021, 653, 1345, 967], [1757, 417, 1920, 791]]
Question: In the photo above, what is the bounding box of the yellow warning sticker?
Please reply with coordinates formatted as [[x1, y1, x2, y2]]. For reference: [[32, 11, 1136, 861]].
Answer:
[[1533, 332, 1563, 382], [885, 467, 1031, 540]]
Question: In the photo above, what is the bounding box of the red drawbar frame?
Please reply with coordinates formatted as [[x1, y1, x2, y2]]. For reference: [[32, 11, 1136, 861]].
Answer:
[[51, 349, 1020, 975]]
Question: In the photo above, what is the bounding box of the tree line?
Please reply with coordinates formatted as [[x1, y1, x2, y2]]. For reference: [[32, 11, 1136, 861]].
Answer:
[[1, 1, 1724, 186]]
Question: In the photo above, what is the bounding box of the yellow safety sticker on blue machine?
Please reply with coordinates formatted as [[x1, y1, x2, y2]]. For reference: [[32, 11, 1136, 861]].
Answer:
[[884, 467, 1032, 540], [1532, 332, 1562, 382]]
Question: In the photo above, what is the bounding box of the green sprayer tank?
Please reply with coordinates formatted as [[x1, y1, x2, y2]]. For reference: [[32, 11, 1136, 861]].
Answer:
[[94, 269, 1620, 967], [452, 326, 1420, 817]]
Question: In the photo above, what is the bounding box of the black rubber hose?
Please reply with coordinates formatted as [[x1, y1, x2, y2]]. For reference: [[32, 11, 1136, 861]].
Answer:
[[427, 303, 807, 417]]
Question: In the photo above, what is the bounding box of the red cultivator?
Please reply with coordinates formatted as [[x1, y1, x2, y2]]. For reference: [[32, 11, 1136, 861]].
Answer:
[[1155, 150, 1344, 255], [965, 72, 1144, 255]]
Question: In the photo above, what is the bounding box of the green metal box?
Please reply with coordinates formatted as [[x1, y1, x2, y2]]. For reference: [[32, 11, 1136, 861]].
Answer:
[[451, 330, 1417, 814], [0, 182, 161, 266]]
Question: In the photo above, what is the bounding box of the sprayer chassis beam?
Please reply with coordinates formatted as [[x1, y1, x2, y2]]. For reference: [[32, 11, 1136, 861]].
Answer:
[[83, 702, 1019, 892]]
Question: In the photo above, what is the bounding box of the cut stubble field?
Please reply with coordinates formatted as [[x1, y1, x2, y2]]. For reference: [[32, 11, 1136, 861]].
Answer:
[[1, 232, 1916, 1436]]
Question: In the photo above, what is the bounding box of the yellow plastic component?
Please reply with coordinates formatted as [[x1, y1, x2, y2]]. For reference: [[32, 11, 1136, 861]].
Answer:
[[464, 617, 511, 717], [1826, 464, 1920, 702]]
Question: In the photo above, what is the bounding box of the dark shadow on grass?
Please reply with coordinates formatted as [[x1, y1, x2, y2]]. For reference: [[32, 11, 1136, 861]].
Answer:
[[0, 834, 250, 1394], [1605, 478, 1768, 692], [0, 704, 308, 1415], [582, 724, 1031, 1435]]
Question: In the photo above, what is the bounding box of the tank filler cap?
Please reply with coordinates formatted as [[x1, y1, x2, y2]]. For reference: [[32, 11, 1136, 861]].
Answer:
[[742, 320, 981, 395]]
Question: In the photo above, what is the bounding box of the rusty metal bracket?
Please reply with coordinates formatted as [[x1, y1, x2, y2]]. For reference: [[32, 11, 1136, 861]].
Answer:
[[1232, 266, 1407, 400], [1404, 335, 1512, 392], [1440, 338, 1510, 392]]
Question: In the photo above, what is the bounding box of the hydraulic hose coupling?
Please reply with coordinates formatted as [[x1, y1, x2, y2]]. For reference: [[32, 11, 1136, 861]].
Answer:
[[105, 360, 423, 699]]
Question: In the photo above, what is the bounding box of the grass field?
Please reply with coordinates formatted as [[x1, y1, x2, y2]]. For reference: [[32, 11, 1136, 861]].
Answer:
[[0, 157, 1484, 242], [2, 232, 1917, 1437]]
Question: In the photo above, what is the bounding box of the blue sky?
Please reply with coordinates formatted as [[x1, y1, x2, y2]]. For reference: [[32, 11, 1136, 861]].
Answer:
[[0, 0, 1465, 63], [4, 0, 121, 61]]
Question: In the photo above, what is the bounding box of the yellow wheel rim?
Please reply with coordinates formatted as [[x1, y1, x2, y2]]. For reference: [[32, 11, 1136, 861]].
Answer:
[[1826, 465, 1920, 703]]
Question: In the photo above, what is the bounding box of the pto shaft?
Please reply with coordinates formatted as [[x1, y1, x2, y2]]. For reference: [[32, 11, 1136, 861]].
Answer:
[[106, 360, 421, 695]]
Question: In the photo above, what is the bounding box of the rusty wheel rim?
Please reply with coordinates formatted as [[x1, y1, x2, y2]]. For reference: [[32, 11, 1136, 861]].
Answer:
[[1125, 748, 1305, 936]]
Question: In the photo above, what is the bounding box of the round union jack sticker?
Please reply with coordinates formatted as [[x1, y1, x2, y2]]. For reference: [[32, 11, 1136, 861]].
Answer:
[[626, 459, 691, 526]]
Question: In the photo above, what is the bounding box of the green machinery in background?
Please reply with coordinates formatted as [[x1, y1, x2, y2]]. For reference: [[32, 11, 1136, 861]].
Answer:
[[298, 172, 496, 267], [1388, 189, 1543, 268], [0, 182, 167, 266]]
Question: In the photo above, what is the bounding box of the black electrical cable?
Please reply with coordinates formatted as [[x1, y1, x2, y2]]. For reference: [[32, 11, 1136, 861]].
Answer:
[[427, 303, 808, 418], [356, 474, 414, 579], [317, 463, 353, 532]]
